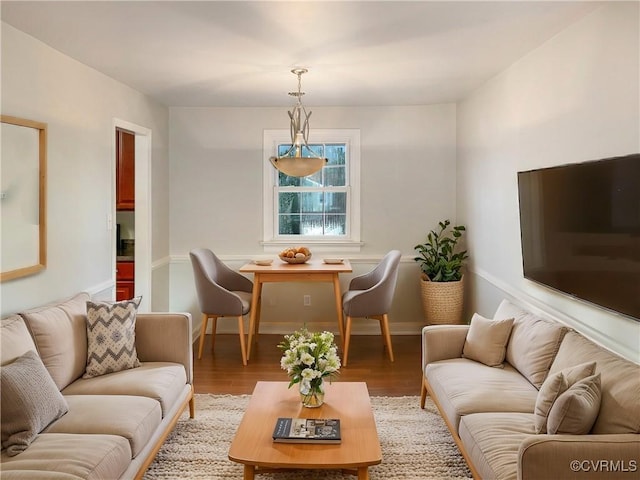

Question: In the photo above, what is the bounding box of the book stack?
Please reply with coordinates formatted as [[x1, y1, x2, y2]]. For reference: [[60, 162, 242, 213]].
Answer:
[[272, 418, 341, 444]]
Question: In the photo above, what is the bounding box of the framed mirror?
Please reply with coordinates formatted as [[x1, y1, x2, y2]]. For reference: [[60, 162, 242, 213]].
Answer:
[[1, 115, 47, 282]]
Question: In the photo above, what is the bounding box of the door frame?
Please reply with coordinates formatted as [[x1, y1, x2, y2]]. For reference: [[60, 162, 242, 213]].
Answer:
[[113, 118, 152, 312]]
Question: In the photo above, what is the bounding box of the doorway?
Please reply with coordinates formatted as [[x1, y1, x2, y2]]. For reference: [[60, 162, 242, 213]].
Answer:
[[113, 119, 152, 312], [115, 127, 135, 301]]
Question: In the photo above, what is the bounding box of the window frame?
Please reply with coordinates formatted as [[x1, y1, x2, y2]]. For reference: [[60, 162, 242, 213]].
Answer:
[[262, 129, 361, 253]]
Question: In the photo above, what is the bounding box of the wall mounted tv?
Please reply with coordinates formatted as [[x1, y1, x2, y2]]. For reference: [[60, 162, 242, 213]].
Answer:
[[517, 153, 639, 320]]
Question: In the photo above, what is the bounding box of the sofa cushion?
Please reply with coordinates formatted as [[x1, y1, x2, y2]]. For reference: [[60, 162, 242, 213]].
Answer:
[[62, 362, 186, 417], [459, 412, 535, 480], [425, 358, 538, 432], [462, 313, 514, 367], [547, 373, 602, 435], [0, 433, 131, 480], [1, 315, 37, 366], [20, 292, 90, 390], [495, 300, 569, 388], [534, 361, 596, 433], [84, 297, 142, 378], [1, 351, 69, 456], [549, 331, 640, 434], [44, 395, 161, 457]]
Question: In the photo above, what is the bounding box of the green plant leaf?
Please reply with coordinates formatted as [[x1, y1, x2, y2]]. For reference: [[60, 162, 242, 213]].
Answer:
[[413, 219, 468, 282]]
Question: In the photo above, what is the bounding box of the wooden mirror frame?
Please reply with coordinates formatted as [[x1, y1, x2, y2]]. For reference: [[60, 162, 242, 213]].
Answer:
[[1, 115, 47, 282]]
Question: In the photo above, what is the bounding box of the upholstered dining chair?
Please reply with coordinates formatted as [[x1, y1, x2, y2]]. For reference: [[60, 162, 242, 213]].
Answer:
[[189, 248, 253, 366], [341, 250, 401, 367]]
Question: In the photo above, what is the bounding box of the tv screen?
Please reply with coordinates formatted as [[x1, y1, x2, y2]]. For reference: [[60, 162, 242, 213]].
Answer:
[[517, 153, 640, 320]]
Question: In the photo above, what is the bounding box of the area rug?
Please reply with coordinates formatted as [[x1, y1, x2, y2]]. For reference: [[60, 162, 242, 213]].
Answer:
[[144, 394, 472, 479]]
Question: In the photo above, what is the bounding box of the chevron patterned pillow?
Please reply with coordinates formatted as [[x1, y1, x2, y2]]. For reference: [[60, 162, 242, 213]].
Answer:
[[83, 297, 142, 378]]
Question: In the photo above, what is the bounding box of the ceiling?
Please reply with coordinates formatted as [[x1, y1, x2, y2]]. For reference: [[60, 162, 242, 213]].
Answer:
[[1, 1, 602, 108]]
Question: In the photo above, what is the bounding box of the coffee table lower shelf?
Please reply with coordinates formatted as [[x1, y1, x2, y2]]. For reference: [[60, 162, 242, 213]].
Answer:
[[228, 381, 381, 480]]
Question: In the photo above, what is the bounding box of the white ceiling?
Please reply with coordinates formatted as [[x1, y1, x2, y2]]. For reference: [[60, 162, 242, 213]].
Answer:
[[1, 1, 602, 108]]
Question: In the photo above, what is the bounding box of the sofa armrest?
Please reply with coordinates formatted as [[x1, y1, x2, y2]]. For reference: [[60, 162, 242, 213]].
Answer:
[[135, 312, 193, 384], [421, 324, 469, 370], [518, 434, 639, 480]]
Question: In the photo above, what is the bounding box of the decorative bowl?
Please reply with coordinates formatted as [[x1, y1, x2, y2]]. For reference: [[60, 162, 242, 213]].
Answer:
[[279, 253, 312, 264], [278, 246, 312, 264]]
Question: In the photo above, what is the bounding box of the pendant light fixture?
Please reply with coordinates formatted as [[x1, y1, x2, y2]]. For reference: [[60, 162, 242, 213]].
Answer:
[[269, 68, 328, 177]]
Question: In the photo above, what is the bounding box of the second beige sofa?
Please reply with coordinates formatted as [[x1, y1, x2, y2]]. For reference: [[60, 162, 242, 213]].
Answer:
[[421, 299, 639, 480]]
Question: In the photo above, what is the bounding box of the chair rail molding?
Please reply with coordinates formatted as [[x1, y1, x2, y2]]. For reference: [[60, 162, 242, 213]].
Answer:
[[169, 254, 416, 264], [470, 265, 639, 363]]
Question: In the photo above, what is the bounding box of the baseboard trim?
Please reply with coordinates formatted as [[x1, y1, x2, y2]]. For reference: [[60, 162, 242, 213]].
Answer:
[[191, 320, 423, 344]]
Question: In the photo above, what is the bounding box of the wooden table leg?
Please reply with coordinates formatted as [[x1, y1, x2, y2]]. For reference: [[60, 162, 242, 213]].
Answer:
[[333, 273, 345, 347], [243, 464, 255, 480], [246, 277, 262, 360], [357, 466, 369, 480], [255, 288, 262, 337]]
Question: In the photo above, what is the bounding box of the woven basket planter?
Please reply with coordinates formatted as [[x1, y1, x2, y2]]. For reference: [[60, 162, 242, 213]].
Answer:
[[419, 275, 464, 325]]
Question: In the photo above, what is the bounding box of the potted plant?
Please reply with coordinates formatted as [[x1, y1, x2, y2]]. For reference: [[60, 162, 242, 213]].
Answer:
[[414, 220, 468, 324]]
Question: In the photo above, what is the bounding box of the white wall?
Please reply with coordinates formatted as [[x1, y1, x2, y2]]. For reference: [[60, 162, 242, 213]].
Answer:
[[0, 22, 170, 315], [457, 3, 640, 361], [169, 105, 457, 334]]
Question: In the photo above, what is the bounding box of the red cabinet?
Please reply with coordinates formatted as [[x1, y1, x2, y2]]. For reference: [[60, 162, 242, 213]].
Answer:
[[116, 128, 135, 210], [116, 261, 134, 301]]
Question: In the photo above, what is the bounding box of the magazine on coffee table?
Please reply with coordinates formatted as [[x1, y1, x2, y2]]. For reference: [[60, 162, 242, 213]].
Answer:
[[272, 417, 341, 444]]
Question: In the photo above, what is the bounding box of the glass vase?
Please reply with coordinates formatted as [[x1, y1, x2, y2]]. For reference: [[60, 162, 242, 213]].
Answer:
[[299, 379, 325, 408]]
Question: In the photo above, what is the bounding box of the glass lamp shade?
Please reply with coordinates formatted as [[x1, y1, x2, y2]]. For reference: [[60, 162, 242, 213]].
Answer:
[[269, 155, 327, 177]]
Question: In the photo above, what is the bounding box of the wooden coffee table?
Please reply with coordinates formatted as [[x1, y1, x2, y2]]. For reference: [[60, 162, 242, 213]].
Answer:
[[228, 381, 381, 479]]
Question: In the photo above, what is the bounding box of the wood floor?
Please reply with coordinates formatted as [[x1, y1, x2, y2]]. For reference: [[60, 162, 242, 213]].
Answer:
[[193, 333, 422, 396]]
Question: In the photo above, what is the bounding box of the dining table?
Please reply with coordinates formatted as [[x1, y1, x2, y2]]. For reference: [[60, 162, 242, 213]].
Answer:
[[239, 257, 353, 359]]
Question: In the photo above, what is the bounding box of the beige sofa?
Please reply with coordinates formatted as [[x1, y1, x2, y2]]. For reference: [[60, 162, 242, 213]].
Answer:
[[1, 293, 194, 480], [421, 299, 639, 480]]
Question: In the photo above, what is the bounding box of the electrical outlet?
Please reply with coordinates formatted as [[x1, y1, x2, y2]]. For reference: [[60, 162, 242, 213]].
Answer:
[[303, 294, 311, 306]]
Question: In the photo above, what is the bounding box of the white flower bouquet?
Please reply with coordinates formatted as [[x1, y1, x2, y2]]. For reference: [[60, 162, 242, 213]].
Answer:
[[278, 328, 341, 406]]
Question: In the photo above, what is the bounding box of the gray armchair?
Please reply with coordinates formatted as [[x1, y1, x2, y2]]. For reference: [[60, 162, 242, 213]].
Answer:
[[341, 250, 401, 366], [189, 248, 253, 365]]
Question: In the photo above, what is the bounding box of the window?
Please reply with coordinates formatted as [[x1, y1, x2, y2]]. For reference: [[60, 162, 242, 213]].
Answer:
[[263, 129, 361, 252]]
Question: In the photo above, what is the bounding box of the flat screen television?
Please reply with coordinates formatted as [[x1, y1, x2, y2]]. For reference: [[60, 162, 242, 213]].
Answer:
[[517, 153, 640, 320]]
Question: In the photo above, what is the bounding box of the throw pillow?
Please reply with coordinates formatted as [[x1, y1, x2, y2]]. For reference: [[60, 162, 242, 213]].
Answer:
[[547, 373, 602, 435], [533, 361, 596, 434], [534, 372, 568, 433], [1, 350, 69, 456], [84, 297, 142, 379], [462, 313, 514, 367]]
